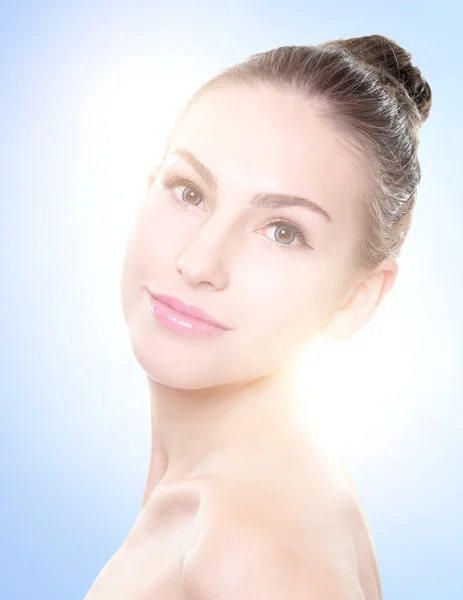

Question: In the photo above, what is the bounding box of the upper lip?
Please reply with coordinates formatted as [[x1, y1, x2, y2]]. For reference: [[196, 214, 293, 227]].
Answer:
[[149, 292, 232, 330]]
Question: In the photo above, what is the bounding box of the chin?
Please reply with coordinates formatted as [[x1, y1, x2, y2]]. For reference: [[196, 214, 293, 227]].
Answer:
[[129, 339, 234, 390]]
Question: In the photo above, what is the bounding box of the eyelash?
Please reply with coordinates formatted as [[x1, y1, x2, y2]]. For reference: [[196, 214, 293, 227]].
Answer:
[[160, 173, 313, 250]]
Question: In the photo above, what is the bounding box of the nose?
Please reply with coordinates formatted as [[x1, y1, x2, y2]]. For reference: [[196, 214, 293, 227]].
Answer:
[[175, 219, 233, 291]]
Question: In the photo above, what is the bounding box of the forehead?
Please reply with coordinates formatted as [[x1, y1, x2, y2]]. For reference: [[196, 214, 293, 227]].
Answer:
[[168, 86, 366, 223]]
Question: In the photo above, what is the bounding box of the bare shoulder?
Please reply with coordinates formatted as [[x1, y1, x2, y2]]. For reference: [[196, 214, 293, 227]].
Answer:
[[182, 442, 383, 600], [181, 509, 372, 600], [182, 520, 325, 600]]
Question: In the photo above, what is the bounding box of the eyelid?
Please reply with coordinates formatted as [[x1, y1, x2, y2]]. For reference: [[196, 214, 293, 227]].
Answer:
[[162, 166, 205, 190], [162, 172, 204, 195]]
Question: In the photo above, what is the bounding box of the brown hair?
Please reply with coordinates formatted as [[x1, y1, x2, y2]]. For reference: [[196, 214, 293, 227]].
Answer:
[[165, 34, 432, 269]]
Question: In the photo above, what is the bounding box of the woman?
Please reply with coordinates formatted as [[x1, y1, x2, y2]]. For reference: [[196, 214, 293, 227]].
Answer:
[[84, 34, 432, 599]]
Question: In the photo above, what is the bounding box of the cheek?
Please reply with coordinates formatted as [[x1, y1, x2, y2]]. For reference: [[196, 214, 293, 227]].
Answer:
[[124, 200, 180, 280], [120, 200, 174, 324], [241, 260, 337, 356]]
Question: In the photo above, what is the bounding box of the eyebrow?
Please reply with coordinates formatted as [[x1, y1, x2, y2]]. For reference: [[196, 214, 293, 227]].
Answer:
[[169, 148, 332, 222], [171, 149, 219, 191]]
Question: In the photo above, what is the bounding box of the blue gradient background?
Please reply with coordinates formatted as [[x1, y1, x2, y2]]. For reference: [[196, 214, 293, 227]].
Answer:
[[1, 1, 461, 598]]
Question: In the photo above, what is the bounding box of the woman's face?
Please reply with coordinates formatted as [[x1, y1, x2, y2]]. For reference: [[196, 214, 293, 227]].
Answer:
[[120, 86, 367, 389]]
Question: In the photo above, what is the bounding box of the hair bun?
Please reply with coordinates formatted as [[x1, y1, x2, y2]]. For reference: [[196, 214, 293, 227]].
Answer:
[[333, 34, 432, 123]]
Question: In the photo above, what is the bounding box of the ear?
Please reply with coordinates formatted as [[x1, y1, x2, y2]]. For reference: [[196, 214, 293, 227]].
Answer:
[[147, 165, 162, 190], [323, 258, 399, 341]]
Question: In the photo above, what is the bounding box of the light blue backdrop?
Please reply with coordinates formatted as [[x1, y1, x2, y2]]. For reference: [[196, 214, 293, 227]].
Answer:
[[1, 1, 461, 598]]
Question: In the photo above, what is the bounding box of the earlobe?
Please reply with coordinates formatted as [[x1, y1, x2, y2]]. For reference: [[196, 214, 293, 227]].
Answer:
[[322, 279, 364, 342], [322, 308, 358, 342]]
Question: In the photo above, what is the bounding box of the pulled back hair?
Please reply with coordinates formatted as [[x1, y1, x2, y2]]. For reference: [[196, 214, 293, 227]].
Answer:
[[166, 35, 432, 269]]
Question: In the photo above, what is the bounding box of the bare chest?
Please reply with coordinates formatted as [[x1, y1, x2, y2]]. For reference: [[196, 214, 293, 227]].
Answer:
[[84, 484, 205, 600]]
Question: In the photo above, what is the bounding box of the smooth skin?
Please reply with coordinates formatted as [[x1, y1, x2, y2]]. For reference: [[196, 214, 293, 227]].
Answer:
[[84, 86, 397, 599]]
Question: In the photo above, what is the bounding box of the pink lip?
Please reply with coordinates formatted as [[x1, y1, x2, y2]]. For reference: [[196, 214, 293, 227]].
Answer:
[[148, 291, 232, 332]]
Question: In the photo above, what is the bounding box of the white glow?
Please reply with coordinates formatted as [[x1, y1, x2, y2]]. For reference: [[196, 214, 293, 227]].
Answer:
[[293, 299, 421, 458], [77, 57, 200, 229]]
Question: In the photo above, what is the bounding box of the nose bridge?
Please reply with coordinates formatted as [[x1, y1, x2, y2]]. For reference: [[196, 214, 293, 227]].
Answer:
[[176, 210, 239, 288]]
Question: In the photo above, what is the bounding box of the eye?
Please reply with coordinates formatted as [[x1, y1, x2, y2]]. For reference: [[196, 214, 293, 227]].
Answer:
[[264, 220, 312, 250], [161, 174, 204, 208], [273, 224, 297, 245], [176, 184, 203, 206]]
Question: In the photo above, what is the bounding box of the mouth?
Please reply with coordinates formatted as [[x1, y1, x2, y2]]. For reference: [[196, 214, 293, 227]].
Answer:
[[147, 290, 232, 331]]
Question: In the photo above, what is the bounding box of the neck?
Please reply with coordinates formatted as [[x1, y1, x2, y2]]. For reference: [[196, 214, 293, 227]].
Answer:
[[141, 361, 315, 507]]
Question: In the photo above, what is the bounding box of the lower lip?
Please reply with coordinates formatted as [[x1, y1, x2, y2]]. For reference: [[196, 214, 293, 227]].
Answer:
[[147, 294, 228, 338]]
